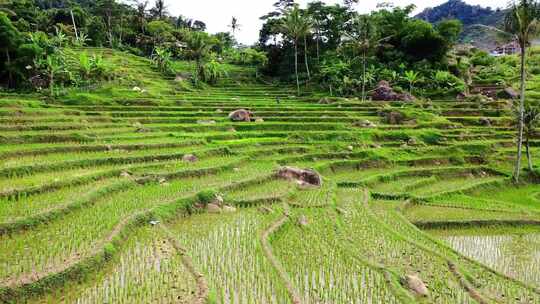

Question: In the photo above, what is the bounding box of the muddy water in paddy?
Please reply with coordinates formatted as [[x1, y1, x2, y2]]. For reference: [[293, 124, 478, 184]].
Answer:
[[428, 226, 540, 287]]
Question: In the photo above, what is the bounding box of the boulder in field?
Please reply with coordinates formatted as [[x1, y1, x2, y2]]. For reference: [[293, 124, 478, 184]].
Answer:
[[206, 203, 222, 214], [371, 80, 415, 102], [353, 119, 377, 128], [500, 87, 519, 100], [182, 154, 198, 163], [479, 117, 492, 126], [212, 194, 224, 206], [380, 110, 407, 125], [402, 274, 429, 297], [229, 109, 252, 122], [277, 166, 322, 187]]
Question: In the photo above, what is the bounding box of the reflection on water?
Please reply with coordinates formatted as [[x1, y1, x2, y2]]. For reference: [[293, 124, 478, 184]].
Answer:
[[434, 230, 540, 286]]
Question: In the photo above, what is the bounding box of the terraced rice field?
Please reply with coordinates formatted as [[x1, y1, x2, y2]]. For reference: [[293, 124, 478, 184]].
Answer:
[[1, 48, 540, 303]]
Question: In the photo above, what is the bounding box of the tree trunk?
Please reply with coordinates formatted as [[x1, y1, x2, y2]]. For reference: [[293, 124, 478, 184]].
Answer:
[[5, 49, 12, 88], [107, 14, 113, 47], [316, 26, 320, 64], [304, 36, 310, 81], [514, 45, 527, 183], [49, 70, 54, 97], [526, 137, 533, 172], [70, 10, 79, 40], [361, 50, 366, 102], [294, 40, 299, 96]]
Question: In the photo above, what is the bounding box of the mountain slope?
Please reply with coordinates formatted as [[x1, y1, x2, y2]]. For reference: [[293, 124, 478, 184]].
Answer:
[[415, 0, 509, 49]]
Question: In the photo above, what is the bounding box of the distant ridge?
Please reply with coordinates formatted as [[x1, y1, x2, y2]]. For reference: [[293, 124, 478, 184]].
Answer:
[[415, 0, 509, 50]]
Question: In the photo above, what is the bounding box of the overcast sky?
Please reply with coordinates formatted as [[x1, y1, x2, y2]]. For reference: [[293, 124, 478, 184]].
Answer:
[[164, 0, 509, 45]]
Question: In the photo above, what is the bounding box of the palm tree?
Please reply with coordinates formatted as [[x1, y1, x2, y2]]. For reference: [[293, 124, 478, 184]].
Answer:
[[151, 0, 167, 19], [348, 15, 381, 102], [298, 15, 313, 81], [281, 5, 311, 95], [504, 0, 540, 182], [185, 32, 214, 80], [230, 16, 240, 37], [524, 105, 540, 172], [404, 70, 419, 94], [134, 0, 148, 33]]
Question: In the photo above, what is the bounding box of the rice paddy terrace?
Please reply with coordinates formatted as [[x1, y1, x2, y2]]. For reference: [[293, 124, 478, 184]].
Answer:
[[1, 48, 540, 303]]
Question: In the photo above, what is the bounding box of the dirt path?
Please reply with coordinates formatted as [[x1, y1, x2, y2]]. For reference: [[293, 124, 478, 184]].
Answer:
[[260, 212, 302, 304], [160, 225, 208, 304]]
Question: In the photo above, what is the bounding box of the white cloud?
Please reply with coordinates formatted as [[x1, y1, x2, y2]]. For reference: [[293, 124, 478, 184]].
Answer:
[[162, 0, 509, 45]]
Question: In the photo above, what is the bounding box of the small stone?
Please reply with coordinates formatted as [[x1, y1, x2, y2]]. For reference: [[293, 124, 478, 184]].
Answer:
[[222, 205, 237, 213], [297, 215, 309, 227], [347, 145, 354, 151], [182, 154, 198, 163], [206, 203, 222, 214], [402, 274, 429, 297]]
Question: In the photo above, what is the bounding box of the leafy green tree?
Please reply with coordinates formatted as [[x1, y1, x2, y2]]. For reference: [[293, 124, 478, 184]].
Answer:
[[319, 57, 350, 96], [147, 20, 174, 47], [0, 12, 22, 87], [401, 19, 447, 61], [436, 19, 463, 45], [504, 0, 540, 182]]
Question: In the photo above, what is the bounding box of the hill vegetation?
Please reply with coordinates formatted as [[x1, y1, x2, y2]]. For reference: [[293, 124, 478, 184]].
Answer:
[[1, 0, 540, 303], [416, 0, 510, 49]]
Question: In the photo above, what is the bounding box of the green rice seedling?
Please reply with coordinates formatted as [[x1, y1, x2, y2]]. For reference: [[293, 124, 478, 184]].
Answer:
[[168, 209, 290, 304], [33, 226, 197, 304], [370, 199, 540, 302], [270, 207, 403, 304], [0, 162, 275, 286], [0, 178, 121, 223]]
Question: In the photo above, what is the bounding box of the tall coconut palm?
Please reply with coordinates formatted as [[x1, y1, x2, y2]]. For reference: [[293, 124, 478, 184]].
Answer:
[[524, 105, 540, 172], [349, 15, 379, 102], [505, 0, 540, 182], [298, 15, 313, 81], [281, 5, 311, 95], [230, 16, 240, 37], [185, 31, 214, 80]]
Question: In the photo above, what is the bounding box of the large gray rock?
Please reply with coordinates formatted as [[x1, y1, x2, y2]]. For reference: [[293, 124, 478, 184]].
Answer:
[[229, 109, 253, 122], [371, 81, 415, 102], [182, 154, 198, 163], [402, 274, 429, 297], [277, 166, 322, 187]]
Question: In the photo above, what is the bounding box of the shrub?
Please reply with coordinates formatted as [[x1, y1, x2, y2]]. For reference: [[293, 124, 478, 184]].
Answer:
[[196, 189, 218, 205]]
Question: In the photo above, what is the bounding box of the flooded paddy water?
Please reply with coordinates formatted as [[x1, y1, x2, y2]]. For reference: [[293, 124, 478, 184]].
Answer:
[[428, 225, 540, 286]]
